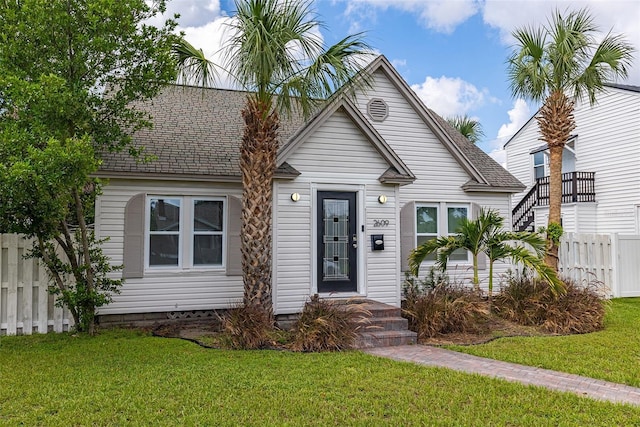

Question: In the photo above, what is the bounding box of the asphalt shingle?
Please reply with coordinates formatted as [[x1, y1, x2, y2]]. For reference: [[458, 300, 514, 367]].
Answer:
[[100, 83, 522, 191]]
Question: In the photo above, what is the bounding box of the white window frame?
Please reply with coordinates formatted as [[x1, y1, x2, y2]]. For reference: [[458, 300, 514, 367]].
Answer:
[[445, 204, 470, 263], [415, 204, 439, 262], [415, 202, 470, 264], [145, 195, 226, 271], [532, 151, 548, 182], [190, 198, 225, 268], [147, 197, 183, 270]]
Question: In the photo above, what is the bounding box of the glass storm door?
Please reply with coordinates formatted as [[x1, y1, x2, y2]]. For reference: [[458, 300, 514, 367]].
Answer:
[[317, 191, 358, 293]]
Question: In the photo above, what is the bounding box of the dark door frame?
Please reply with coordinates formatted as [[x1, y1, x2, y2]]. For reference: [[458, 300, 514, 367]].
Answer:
[[316, 191, 358, 293]]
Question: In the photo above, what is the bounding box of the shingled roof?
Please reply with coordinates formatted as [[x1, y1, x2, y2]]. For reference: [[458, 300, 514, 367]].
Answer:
[[99, 57, 523, 193], [99, 85, 306, 180], [429, 111, 524, 191]]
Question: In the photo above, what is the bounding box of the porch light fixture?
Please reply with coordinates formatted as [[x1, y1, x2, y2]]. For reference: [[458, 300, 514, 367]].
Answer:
[[291, 192, 300, 202], [378, 195, 387, 204]]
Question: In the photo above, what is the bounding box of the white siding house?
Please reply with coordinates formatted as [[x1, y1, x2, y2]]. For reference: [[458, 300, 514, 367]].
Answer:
[[95, 56, 524, 319], [505, 84, 640, 234]]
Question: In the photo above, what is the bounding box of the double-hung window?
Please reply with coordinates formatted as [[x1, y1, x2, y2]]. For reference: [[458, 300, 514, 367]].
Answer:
[[446, 205, 469, 261], [193, 199, 224, 266], [415, 203, 470, 263], [416, 204, 438, 261], [147, 196, 225, 269], [533, 151, 547, 181]]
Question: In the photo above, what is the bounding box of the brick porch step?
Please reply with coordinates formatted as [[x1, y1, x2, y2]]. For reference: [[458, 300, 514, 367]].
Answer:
[[338, 299, 417, 349], [355, 329, 417, 348]]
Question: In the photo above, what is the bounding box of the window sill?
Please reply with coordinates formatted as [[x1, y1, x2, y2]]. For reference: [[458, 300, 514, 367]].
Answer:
[[143, 267, 226, 276]]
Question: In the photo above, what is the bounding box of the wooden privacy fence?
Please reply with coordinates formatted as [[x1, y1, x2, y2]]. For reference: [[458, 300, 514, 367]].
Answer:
[[0, 234, 73, 335], [558, 232, 640, 298]]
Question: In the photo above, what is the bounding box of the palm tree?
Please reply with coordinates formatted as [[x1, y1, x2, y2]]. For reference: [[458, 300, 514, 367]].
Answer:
[[409, 208, 562, 300], [482, 217, 562, 305], [174, 0, 371, 320], [507, 8, 634, 271], [446, 115, 484, 144]]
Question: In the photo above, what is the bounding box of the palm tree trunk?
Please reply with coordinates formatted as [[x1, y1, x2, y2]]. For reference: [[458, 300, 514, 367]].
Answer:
[[545, 145, 563, 269], [472, 253, 479, 292], [488, 260, 495, 313], [240, 97, 279, 321], [536, 90, 575, 271]]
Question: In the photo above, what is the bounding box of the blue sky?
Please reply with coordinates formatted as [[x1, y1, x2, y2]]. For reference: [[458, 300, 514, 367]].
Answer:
[[151, 0, 640, 164]]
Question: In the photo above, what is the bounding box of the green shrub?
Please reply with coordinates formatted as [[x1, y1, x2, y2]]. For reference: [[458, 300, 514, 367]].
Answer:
[[495, 270, 606, 334], [289, 295, 370, 352], [220, 303, 272, 349], [403, 277, 489, 339]]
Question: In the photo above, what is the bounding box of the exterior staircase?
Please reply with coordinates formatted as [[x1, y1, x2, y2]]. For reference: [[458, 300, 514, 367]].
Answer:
[[512, 172, 596, 232], [350, 300, 417, 348]]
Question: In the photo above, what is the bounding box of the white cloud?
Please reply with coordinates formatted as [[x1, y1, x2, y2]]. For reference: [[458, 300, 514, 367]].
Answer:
[[391, 58, 407, 69], [410, 76, 488, 118], [488, 147, 507, 167], [342, 0, 640, 84], [146, 0, 223, 28], [342, 0, 480, 34], [482, 0, 640, 85], [497, 98, 531, 141], [487, 98, 532, 166]]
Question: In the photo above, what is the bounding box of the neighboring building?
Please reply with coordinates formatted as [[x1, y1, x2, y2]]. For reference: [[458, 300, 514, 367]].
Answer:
[[505, 84, 640, 234], [95, 56, 524, 320]]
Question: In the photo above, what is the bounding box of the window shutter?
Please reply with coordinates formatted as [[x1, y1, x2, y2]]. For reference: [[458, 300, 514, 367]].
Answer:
[[400, 201, 416, 272], [471, 203, 487, 270], [226, 195, 242, 276], [123, 193, 145, 279]]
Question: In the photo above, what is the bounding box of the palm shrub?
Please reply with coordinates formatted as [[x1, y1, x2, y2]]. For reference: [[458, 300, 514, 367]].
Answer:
[[494, 269, 606, 334], [220, 302, 272, 349], [403, 276, 489, 340], [409, 208, 563, 303], [290, 295, 370, 352]]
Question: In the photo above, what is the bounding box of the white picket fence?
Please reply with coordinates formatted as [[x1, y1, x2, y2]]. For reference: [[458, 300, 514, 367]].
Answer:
[[559, 232, 640, 298], [0, 234, 73, 335]]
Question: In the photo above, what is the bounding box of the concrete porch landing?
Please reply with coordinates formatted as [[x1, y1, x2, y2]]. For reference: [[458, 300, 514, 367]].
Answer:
[[336, 299, 417, 349]]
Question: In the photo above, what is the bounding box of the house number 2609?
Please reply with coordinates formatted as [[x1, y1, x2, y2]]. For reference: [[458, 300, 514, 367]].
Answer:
[[373, 219, 389, 227]]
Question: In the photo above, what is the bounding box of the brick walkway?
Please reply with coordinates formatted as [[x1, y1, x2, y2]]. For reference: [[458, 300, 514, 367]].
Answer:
[[364, 345, 640, 407]]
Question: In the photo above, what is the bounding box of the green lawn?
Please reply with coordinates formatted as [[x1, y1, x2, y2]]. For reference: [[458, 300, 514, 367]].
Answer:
[[448, 298, 640, 387], [0, 329, 639, 425]]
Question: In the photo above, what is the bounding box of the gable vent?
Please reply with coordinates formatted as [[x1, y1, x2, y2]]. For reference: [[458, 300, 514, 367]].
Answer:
[[367, 98, 388, 121]]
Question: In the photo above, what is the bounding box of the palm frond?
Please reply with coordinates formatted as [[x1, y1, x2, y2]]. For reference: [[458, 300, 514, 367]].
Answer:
[[221, 0, 371, 119], [172, 38, 217, 87], [507, 26, 548, 102], [409, 236, 455, 277], [507, 245, 564, 295], [446, 115, 485, 144]]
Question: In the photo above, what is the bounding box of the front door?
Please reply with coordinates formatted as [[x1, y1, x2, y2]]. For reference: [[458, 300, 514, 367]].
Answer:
[[317, 191, 358, 293]]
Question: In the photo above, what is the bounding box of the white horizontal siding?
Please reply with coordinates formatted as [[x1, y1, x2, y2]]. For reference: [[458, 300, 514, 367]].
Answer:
[[506, 87, 640, 234], [96, 179, 244, 315], [351, 70, 516, 292], [274, 108, 399, 314], [355, 70, 473, 203], [505, 117, 540, 205], [363, 185, 399, 306], [573, 89, 640, 233]]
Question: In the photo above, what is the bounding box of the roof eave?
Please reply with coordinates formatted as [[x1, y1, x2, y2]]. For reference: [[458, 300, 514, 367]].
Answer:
[[461, 182, 526, 193], [93, 170, 242, 183], [379, 176, 416, 186]]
